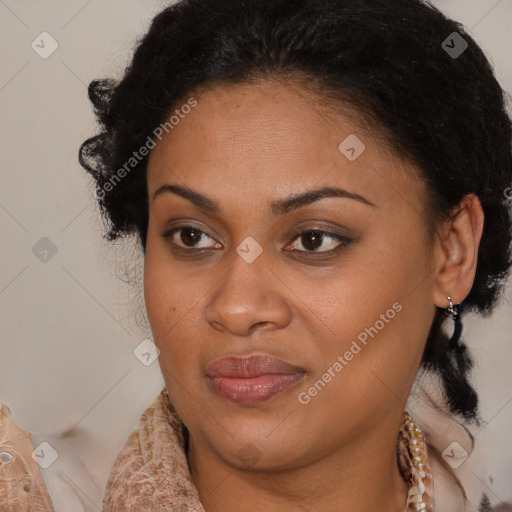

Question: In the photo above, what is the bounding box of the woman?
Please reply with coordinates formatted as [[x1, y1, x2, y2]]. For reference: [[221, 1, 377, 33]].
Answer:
[[4, 0, 509, 510]]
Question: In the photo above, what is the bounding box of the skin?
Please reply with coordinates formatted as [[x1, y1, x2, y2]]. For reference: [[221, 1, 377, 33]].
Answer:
[[143, 78, 484, 512]]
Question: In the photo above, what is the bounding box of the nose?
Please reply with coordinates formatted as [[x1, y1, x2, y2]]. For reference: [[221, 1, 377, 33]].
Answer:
[[204, 251, 292, 338]]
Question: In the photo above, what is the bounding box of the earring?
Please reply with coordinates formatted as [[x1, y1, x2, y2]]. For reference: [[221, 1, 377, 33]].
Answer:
[[445, 296, 460, 321], [444, 296, 464, 352]]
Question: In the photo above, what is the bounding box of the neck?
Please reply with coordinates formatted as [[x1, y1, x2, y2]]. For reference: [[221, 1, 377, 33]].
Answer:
[[188, 412, 410, 512]]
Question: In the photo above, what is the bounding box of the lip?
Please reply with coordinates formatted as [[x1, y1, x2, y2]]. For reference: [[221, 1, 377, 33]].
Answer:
[[206, 354, 307, 405]]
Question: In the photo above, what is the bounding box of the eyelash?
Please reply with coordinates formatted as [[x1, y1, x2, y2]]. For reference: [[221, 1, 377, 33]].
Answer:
[[161, 225, 352, 259]]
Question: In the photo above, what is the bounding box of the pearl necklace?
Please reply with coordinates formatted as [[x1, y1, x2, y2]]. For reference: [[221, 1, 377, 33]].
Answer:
[[398, 411, 435, 511]]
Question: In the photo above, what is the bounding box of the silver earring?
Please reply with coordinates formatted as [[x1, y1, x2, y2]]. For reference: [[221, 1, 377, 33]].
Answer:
[[445, 296, 464, 352], [445, 296, 460, 321]]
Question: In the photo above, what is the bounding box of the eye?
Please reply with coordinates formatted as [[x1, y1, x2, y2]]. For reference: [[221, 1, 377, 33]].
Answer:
[[163, 226, 221, 250], [286, 229, 351, 255], [161, 225, 352, 257]]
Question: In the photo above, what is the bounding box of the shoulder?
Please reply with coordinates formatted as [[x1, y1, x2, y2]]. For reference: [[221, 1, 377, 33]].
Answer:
[[428, 447, 466, 512], [427, 450, 512, 512], [0, 401, 54, 511], [103, 389, 173, 511], [103, 428, 157, 510]]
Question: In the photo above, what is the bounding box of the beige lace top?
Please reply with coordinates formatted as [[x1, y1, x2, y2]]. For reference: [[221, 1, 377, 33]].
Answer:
[[103, 388, 434, 511], [2, 389, 511, 511]]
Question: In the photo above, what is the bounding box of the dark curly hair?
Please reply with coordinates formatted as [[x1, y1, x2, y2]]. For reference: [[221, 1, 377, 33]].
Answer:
[[79, 0, 512, 425]]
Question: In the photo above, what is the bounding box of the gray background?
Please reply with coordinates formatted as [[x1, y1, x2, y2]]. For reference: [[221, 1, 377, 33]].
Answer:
[[0, 0, 511, 510]]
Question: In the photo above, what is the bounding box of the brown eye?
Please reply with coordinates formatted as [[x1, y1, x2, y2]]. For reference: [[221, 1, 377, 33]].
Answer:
[[288, 229, 351, 254], [179, 227, 204, 247], [163, 226, 220, 250]]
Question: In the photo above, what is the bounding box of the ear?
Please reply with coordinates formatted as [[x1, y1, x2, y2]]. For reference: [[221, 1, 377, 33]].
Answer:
[[431, 193, 485, 309]]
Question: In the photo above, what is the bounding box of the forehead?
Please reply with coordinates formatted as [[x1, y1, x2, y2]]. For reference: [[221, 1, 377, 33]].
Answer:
[[146, 79, 424, 217]]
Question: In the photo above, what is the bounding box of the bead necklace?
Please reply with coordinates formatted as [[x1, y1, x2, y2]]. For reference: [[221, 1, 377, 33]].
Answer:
[[398, 411, 435, 511]]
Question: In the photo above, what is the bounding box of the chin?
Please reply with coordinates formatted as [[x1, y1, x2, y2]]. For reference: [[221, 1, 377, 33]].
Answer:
[[205, 421, 312, 472]]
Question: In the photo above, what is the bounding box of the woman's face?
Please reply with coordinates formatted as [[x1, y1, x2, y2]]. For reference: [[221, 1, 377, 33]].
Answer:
[[144, 79, 438, 470]]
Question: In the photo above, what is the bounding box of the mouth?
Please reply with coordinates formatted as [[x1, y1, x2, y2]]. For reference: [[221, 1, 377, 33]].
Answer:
[[205, 354, 307, 406]]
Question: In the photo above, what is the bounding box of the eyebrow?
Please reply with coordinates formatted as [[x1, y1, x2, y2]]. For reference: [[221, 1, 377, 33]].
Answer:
[[152, 183, 377, 215]]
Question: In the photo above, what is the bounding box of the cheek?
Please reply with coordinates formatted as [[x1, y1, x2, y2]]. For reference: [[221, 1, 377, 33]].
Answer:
[[144, 239, 183, 352], [302, 227, 433, 389], [143, 240, 168, 332], [143, 237, 208, 383]]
